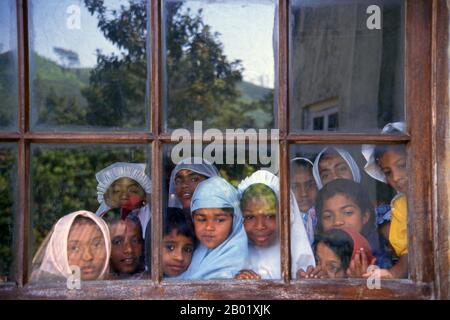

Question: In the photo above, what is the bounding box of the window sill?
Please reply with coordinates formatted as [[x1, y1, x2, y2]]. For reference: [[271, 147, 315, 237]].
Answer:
[[0, 278, 432, 300]]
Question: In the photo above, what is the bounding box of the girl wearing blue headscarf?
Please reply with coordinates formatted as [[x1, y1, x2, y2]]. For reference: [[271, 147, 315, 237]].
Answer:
[[181, 176, 248, 280]]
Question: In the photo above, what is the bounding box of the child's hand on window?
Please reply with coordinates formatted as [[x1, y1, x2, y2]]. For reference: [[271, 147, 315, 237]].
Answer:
[[347, 248, 376, 278], [296, 265, 327, 279], [362, 268, 394, 279], [234, 269, 261, 280]]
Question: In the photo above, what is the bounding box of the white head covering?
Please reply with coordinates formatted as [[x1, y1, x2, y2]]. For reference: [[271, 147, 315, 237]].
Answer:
[[30, 210, 111, 282], [95, 162, 151, 216], [312, 147, 361, 189], [237, 170, 315, 279], [181, 176, 248, 280], [291, 157, 314, 168], [168, 157, 220, 208], [362, 122, 407, 183]]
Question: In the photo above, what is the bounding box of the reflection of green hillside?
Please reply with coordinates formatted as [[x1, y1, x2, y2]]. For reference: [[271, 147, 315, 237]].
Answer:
[[30, 53, 92, 128], [236, 81, 271, 102], [0, 51, 18, 128], [30, 52, 273, 128], [2, 52, 273, 128]]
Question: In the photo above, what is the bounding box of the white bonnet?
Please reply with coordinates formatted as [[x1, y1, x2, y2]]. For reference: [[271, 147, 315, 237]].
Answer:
[[96, 162, 151, 204], [361, 122, 406, 183]]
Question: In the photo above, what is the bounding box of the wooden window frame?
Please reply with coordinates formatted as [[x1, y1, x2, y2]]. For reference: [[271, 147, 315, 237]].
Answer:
[[0, 0, 448, 300]]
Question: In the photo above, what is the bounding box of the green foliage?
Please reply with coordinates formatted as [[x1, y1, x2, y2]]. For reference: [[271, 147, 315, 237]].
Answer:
[[0, 147, 16, 280], [82, 0, 148, 129], [30, 146, 147, 255], [0, 51, 18, 129], [31, 53, 89, 128]]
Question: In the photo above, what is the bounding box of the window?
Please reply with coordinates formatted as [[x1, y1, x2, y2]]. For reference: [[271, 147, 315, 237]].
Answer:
[[0, 0, 448, 300]]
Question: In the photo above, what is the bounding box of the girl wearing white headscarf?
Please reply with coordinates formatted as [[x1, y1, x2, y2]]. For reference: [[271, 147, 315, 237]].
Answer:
[[168, 157, 220, 209], [237, 170, 315, 280], [95, 162, 151, 237], [30, 210, 111, 283], [312, 146, 361, 189], [180, 176, 248, 280]]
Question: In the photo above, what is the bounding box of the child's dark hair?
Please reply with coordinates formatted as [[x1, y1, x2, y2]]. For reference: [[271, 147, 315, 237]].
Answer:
[[240, 183, 278, 211], [373, 144, 406, 165], [315, 179, 375, 237], [291, 158, 313, 171], [72, 216, 97, 228], [102, 209, 143, 237], [164, 208, 195, 240], [314, 228, 354, 271]]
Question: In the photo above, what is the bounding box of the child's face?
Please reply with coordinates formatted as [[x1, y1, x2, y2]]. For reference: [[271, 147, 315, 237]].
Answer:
[[319, 154, 353, 186], [192, 208, 233, 249], [67, 222, 107, 280], [292, 167, 317, 212], [242, 198, 277, 247], [109, 219, 143, 274], [174, 170, 207, 210], [321, 193, 369, 233], [378, 150, 408, 194], [105, 177, 146, 209], [162, 229, 194, 277], [315, 242, 346, 278]]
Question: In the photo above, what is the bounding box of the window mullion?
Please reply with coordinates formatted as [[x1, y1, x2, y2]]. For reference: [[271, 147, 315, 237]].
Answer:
[[15, 0, 30, 287]]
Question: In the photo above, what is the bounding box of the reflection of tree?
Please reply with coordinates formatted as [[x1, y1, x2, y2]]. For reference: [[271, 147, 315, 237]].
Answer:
[[0, 51, 17, 128], [82, 0, 148, 128], [82, 0, 273, 129], [0, 148, 15, 280], [165, 3, 243, 129], [53, 47, 80, 69]]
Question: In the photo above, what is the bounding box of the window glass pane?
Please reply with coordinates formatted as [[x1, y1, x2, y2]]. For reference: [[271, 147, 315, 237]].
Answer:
[[161, 140, 314, 281], [0, 144, 17, 283], [289, 0, 405, 132], [0, 0, 18, 131], [290, 141, 409, 279], [30, 144, 150, 283], [29, 0, 150, 131], [163, 0, 276, 131]]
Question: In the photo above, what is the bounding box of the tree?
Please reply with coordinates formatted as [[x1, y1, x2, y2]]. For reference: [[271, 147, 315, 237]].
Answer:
[[81, 0, 270, 130], [164, 3, 243, 129], [82, 0, 148, 129], [53, 47, 80, 69]]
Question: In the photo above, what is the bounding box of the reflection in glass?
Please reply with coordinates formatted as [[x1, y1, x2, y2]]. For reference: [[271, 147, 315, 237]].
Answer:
[[162, 143, 314, 280], [163, 0, 275, 130], [290, 142, 408, 279], [289, 0, 405, 132], [29, 0, 150, 131], [0, 144, 17, 283], [30, 144, 150, 281], [0, 0, 18, 131]]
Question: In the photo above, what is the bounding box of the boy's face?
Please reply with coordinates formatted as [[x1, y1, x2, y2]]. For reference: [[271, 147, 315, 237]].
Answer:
[[319, 154, 353, 186], [292, 166, 318, 212], [162, 229, 194, 277], [378, 150, 408, 194], [242, 198, 277, 247], [105, 177, 146, 210], [109, 219, 143, 274], [192, 208, 233, 249], [321, 193, 369, 234], [316, 242, 346, 278], [174, 170, 207, 210], [67, 222, 107, 280]]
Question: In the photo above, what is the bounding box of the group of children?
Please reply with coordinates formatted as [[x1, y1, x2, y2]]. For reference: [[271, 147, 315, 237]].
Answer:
[[30, 122, 409, 282]]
